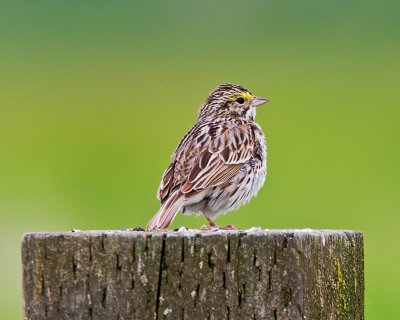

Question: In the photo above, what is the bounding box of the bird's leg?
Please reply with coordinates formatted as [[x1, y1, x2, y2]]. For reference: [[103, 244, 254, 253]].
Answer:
[[205, 217, 237, 230], [206, 217, 220, 229], [219, 224, 237, 230]]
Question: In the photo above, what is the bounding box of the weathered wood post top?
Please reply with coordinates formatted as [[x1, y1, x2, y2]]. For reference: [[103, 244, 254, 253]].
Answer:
[[22, 229, 364, 320]]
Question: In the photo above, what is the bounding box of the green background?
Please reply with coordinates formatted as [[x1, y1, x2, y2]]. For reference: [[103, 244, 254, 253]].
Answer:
[[1, 1, 399, 318]]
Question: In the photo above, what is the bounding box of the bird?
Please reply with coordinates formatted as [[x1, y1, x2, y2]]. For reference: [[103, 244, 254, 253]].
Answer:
[[146, 83, 269, 231]]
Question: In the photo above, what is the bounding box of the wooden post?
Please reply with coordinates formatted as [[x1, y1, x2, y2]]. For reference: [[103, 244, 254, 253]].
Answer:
[[22, 229, 364, 319]]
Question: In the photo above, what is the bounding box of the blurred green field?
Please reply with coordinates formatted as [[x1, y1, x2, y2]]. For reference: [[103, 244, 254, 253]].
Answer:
[[1, 1, 399, 318]]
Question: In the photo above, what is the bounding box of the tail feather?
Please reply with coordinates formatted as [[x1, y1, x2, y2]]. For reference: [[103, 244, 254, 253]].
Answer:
[[146, 191, 184, 231]]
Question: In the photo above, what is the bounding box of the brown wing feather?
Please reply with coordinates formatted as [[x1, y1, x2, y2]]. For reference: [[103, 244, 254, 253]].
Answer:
[[157, 123, 255, 202], [156, 123, 210, 202], [180, 124, 254, 194], [157, 162, 175, 203]]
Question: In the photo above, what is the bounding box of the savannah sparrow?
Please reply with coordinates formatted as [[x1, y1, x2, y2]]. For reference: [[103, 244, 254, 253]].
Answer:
[[146, 83, 269, 231]]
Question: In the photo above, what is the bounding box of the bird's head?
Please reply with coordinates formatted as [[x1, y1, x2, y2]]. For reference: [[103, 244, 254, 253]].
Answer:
[[198, 83, 269, 121]]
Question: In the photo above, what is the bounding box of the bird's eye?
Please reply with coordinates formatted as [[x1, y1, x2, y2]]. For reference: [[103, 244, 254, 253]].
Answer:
[[236, 97, 245, 104]]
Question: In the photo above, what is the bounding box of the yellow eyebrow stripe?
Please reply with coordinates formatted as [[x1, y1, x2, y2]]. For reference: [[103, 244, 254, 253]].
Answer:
[[230, 92, 254, 102]]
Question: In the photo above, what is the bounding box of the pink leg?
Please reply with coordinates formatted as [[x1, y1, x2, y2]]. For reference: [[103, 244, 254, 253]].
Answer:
[[206, 217, 237, 230], [206, 217, 220, 229], [218, 224, 237, 230]]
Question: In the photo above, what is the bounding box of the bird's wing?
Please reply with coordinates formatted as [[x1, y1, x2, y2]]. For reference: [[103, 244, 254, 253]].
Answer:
[[157, 123, 255, 202], [180, 124, 255, 195], [156, 124, 199, 203], [150, 123, 255, 231], [157, 161, 176, 202]]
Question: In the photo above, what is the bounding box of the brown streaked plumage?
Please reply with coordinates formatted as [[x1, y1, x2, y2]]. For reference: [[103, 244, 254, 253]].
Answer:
[[146, 83, 269, 231]]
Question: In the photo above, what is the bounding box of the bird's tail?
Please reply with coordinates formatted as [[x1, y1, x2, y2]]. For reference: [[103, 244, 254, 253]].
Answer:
[[146, 190, 184, 231]]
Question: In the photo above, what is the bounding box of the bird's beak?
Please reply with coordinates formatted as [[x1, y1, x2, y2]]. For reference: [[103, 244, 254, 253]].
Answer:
[[251, 96, 270, 107]]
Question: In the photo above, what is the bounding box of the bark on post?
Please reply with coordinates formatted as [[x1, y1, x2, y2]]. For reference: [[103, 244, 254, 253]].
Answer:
[[22, 229, 364, 319]]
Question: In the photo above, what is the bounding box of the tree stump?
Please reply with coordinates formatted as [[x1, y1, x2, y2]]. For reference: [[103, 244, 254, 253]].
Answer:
[[22, 229, 364, 319]]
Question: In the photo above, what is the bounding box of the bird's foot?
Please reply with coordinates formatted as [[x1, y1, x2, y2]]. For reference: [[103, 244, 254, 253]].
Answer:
[[204, 217, 237, 230], [218, 224, 237, 230]]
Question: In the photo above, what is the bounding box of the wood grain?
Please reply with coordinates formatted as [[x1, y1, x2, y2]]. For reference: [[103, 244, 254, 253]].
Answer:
[[22, 229, 364, 319]]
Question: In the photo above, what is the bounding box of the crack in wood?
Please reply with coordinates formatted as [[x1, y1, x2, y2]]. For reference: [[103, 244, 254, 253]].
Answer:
[[227, 237, 231, 263], [101, 234, 106, 253], [155, 234, 166, 320], [181, 238, 185, 263], [101, 287, 107, 309]]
